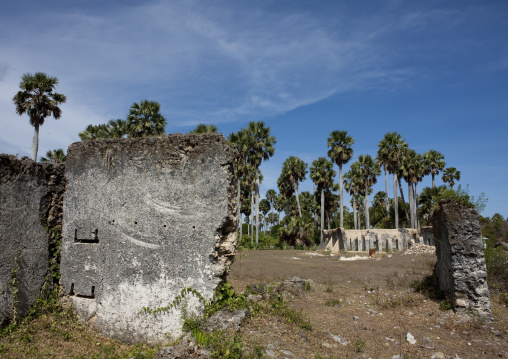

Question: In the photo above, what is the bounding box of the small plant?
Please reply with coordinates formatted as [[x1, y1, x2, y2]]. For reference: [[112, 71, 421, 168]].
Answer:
[[325, 299, 341, 307], [269, 294, 312, 330], [353, 339, 366, 353], [440, 298, 452, 311], [325, 285, 333, 293]]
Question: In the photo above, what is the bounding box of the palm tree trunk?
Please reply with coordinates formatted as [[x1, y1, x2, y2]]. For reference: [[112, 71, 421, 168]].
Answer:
[[250, 192, 254, 244], [237, 178, 242, 241], [339, 164, 344, 228], [398, 177, 410, 224], [393, 173, 399, 229], [432, 172, 436, 188], [357, 204, 361, 229], [415, 182, 420, 229], [365, 183, 370, 229], [31, 122, 40, 161], [255, 169, 260, 246], [293, 180, 302, 218], [320, 188, 324, 244], [384, 168, 389, 217], [352, 195, 357, 230], [408, 182, 414, 229]]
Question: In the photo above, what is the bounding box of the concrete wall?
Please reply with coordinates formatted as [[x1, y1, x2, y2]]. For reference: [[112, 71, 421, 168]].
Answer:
[[322, 227, 433, 254], [431, 199, 493, 320], [0, 155, 65, 325], [60, 134, 237, 344]]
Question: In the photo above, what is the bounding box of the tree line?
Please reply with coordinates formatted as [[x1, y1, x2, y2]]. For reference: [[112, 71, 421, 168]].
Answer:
[[13, 72, 474, 249]]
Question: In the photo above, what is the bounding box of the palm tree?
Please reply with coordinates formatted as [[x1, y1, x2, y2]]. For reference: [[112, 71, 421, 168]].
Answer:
[[191, 123, 218, 134], [266, 189, 277, 219], [377, 132, 408, 229], [108, 119, 129, 138], [310, 157, 335, 244], [228, 129, 253, 243], [40, 148, 66, 163], [127, 100, 166, 137], [244, 121, 276, 246], [356, 155, 380, 229], [259, 199, 271, 232], [274, 194, 286, 225], [327, 130, 354, 229], [344, 164, 360, 230], [399, 149, 422, 229], [442, 167, 461, 189], [279, 156, 308, 218], [376, 153, 391, 218], [423, 150, 446, 188], [13, 72, 67, 161]]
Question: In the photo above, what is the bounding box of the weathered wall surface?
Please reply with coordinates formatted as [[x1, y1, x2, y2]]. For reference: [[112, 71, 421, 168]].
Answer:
[[0, 155, 65, 325], [60, 134, 237, 344], [323, 228, 430, 254], [431, 199, 493, 320]]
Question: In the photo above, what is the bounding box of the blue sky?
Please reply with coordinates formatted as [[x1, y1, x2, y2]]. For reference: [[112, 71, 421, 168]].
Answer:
[[1, 0, 506, 217]]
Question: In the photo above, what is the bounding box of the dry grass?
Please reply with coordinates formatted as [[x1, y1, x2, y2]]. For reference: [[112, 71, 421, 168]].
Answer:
[[1, 249, 507, 358], [229, 249, 508, 358]]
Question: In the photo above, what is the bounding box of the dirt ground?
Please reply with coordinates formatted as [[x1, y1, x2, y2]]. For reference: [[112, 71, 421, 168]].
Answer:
[[228, 249, 508, 359]]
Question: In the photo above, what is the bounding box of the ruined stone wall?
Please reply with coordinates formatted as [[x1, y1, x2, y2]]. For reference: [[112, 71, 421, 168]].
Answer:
[[60, 134, 237, 344], [431, 199, 493, 320], [0, 155, 65, 325], [322, 228, 426, 254]]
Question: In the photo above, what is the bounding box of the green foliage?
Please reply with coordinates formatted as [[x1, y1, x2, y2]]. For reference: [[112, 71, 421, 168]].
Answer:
[[439, 298, 452, 311], [353, 339, 366, 353], [270, 224, 283, 238], [268, 294, 312, 330]]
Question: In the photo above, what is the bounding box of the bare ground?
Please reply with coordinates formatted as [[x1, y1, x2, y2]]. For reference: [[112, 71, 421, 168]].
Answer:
[[228, 249, 508, 359]]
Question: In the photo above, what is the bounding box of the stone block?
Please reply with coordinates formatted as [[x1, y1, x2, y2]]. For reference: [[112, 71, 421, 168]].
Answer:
[[60, 134, 237, 343], [431, 199, 493, 320], [0, 155, 65, 325]]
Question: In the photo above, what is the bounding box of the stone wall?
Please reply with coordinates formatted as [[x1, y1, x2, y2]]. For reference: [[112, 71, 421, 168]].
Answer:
[[60, 134, 237, 344], [0, 155, 65, 325], [323, 228, 432, 254], [431, 199, 493, 320]]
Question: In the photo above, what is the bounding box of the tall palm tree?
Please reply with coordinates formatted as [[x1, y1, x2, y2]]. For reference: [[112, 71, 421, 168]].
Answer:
[[327, 130, 354, 229], [344, 164, 360, 230], [13, 72, 67, 161], [377, 132, 408, 229], [244, 121, 276, 246], [423, 150, 446, 188], [310, 157, 335, 244], [399, 149, 420, 228], [191, 123, 218, 134], [274, 194, 286, 225], [259, 199, 271, 232], [127, 100, 166, 137], [376, 153, 390, 218], [228, 129, 253, 243], [266, 189, 277, 219], [279, 156, 308, 218], [356, 155, 380, 229], [40, 148, 66, 163], [442, 167, 461, 189]]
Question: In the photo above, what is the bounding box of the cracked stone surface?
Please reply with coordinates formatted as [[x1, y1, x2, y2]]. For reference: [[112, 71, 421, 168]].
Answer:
[[60, 134, 237, 344]]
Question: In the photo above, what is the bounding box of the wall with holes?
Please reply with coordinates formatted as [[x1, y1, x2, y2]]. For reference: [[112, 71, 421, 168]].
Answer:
[[60, 134, 237, 344]]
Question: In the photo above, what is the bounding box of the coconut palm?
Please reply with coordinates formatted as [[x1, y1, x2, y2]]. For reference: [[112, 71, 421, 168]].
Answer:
[[191, 123, 218, 134], [356, 155, 380, 229], [310, 157, 335, 244], [423, 150, 446, 188], [442, 167, 461, 189], [13, 72, 67, 161], [127, 100, 166, 137], [377, 132, 408, 229], [40, 148, 66, 163], [327, 130, 354, 228], [279, 156, 308, 218], [244, 121, 276, 246]]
